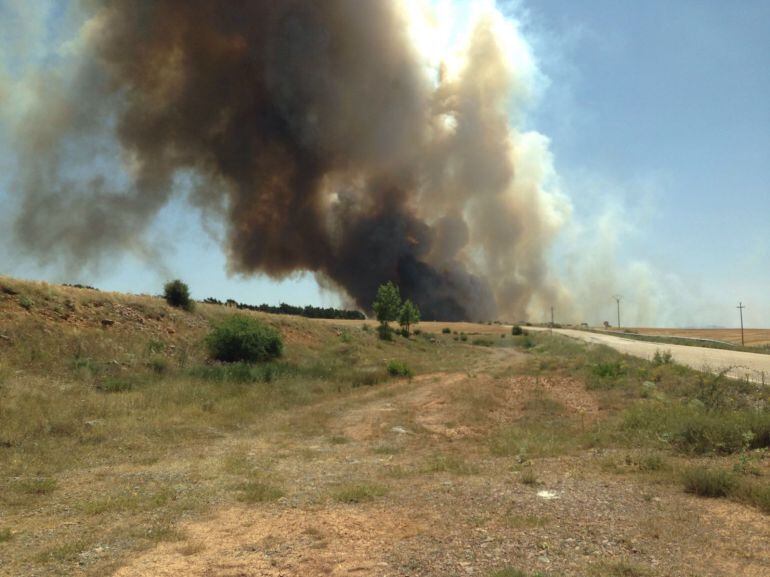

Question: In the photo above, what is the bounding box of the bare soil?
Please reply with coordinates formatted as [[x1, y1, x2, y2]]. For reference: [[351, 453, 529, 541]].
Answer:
[[111, 366, 769, 577]]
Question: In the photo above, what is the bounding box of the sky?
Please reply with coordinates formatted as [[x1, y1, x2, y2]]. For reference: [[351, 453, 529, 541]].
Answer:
[[0, 0, 768, 327]]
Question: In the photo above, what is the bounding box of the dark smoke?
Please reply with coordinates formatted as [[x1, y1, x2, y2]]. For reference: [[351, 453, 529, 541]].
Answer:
[[9, 0, 566, 320]]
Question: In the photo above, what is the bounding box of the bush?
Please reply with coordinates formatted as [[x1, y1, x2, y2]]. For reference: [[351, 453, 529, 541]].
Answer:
[[163, 279, 193, 311], [205, 315, 283, 363], [459, 333, 468, 342], [511, 325, 523, 336], [387, 360, 412, 377], [442, 327, 451, 334], [652, 349, 673, 366], [682, 467, 736, 497]]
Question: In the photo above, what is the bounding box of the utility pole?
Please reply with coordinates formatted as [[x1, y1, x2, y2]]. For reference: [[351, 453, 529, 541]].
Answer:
[[613, 295, 622, 329], [737, 302, 746, 346]]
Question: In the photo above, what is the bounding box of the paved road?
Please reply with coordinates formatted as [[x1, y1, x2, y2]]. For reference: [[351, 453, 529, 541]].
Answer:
[[530, 327, 770, 384]]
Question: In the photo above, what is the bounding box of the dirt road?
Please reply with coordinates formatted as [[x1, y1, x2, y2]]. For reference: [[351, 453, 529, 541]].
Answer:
[[532, 327, 770, 383]]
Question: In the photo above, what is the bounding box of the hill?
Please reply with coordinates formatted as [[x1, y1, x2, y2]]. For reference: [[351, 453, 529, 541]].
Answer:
[[0, 276, 768, 577]]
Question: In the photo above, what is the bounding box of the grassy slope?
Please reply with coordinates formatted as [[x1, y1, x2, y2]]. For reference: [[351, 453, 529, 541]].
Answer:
[[0, 276, 768, 577]]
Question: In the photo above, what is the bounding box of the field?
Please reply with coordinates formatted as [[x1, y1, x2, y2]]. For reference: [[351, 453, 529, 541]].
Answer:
[[1, 276, 769, 577], [625, 328, 770, 347]]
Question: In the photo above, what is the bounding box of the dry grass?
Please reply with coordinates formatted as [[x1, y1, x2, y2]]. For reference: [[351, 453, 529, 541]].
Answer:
[[1, 276, 768, 576]]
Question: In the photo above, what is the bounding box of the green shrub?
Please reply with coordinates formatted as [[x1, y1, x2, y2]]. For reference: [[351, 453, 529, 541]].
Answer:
[[622, 403, 770, 454], [472, 338, 494, 347], [735, 482, 770, 514], [511, 325, 524, 336], [652, 349, 673, 366], [442, 327, 452, 334], [592, 361, 625, 379], [387, 361, 412, 378], [147, 356, 168, 374], [205, 316, 283, 363], [19, 295, 33, 310], [163, 279, 194, 311], [682, 467, 736, 497], [333, 483, 387, 503], [460, 333, 468, 342]]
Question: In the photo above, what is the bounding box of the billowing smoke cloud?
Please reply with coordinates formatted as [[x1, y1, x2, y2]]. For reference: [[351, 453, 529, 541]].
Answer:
[[6, 0, 568, 320]]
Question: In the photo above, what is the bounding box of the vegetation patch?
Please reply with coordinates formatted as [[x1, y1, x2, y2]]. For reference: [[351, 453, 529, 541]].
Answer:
[[206, 315, 283, 363], [235, 480, 285, 503], [333, 483, 388, 503], [682, 467, 737, 498], [387, 360, 412, 378]]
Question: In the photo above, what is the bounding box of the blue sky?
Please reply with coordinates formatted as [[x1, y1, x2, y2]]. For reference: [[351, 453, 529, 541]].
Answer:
[[525, 0, 770, 326], [1, 0, 768, 326]]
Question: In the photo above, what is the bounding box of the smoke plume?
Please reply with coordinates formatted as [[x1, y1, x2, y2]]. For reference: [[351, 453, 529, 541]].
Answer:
[[7, 0, 568, 320]]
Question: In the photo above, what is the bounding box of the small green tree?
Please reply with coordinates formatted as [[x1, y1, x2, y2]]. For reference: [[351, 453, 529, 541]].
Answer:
[[164, 279, 194, 311], [372, 281, 401, 339], [398, 299, 420, 336]]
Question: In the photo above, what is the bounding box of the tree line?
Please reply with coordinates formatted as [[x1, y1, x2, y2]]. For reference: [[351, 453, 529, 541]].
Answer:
[[201, 297, 365, 320]]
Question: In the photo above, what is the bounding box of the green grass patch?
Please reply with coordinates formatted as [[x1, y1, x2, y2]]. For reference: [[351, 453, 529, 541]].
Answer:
[[333, 483, 388, 504], [622, 403, 770, 455], [235, 480, 285, 503], [0, 528, 13, 543], [386, 360, 412, 378], [13, 477, 57, 495], [682, 467, 737, 498]]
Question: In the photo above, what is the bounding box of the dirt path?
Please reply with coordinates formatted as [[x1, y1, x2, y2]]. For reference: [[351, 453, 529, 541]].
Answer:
[[532, 327, 770, 383], [111, 353, 770, 577]]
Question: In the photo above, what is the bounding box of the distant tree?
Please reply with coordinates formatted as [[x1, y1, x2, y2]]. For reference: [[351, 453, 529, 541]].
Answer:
[[372, 281, 402, 339], [164, 279, 194, 312], [398, 299, 420, 336]]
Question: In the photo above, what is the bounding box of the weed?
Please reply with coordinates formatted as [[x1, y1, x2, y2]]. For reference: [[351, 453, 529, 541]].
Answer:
[[14, 477, 57, 495], [682, 467, 736, 497], [372, 444, 402, 455], [147, 356, 168, 374], [387, 360, 412, 377], [422, 453, 478, 475], [36, 539, 88, 562], [147, 339, 166, 354], [19, 295, 33, 310], [235, 481, 284, 503], [503, 514, 549, 529], [652, 349, 673, 366], [519, 468, 538, 485], [734, 481, 770, 514], [333, 483, 387, 503]]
